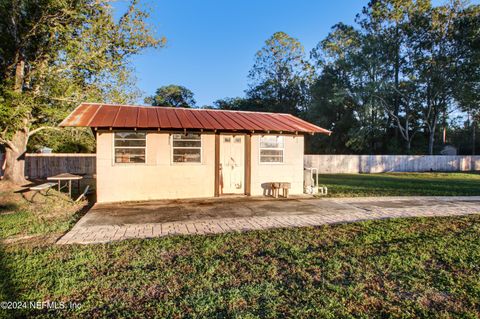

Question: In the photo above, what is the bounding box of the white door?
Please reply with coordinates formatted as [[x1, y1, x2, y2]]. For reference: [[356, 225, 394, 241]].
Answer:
[[220, 135, 245, 194]]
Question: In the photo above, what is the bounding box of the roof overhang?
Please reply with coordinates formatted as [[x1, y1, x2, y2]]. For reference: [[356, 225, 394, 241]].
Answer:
[[60, 103, 332, 136]]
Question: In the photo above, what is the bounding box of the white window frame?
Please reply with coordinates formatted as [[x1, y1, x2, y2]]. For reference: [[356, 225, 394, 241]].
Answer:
[[259, 135, 285, 164], [171, 133, 203, 164], [113, 131, 147, 165]]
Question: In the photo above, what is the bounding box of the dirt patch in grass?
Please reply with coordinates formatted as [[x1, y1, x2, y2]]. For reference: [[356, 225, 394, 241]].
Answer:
[[0, 233, 61, 246], [0, 181, 88, 240]]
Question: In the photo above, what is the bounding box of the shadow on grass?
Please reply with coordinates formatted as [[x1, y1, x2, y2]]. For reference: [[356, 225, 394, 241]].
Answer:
[[0, 244, 25, 318], [0, 203, 19, 214], [15, 186, 78, 204]]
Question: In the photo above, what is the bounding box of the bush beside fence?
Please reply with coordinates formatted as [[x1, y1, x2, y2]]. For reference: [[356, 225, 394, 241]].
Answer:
[[304, 155, 480, 174]]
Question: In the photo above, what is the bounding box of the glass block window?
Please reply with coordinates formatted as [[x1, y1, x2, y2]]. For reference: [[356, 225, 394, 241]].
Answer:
[[114, 132, 146, 163], [259, 136, 284, 163], [172, 133, 202, 163]]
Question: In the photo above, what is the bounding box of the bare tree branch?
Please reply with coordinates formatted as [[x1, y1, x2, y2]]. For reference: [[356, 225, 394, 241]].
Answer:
[[28, 126, 61, 137]]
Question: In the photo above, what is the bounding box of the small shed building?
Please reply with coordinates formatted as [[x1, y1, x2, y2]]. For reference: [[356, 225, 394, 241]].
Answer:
[[60, 103, 330, 203]]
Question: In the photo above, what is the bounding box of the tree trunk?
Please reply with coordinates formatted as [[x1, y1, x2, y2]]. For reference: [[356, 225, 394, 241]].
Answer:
[[473, 119, 476, 156], [442, 109, 447, 144], [3, 53, 29, 184], [14, 59, 25, 92], [393, 33, 400, 140], [428, 124, 436, 155], [3, 130, 29, 185]]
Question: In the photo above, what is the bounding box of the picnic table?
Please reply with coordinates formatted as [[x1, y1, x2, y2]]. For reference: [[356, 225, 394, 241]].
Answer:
[[47, 173, 83, 198]]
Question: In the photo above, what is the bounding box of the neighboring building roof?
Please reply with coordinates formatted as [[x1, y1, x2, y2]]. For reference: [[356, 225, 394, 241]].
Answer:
[[60, 103, 331, 135]]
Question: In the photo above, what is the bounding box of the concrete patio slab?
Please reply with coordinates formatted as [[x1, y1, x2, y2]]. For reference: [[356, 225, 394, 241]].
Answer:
[[57, 196, 480, 245]]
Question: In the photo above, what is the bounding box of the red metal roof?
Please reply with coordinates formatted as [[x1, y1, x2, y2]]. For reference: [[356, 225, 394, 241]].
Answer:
[[59, 103, 331, 135]]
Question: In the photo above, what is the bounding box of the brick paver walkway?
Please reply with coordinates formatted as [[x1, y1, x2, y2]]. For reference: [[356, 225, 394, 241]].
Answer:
[[57, 196, 480, 245]]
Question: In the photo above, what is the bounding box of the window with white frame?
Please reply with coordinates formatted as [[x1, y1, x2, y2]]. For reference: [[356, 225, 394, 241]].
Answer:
[[114, 132, 146, 163], [172, 133, 202, 163], [259, 135, 284, 163]]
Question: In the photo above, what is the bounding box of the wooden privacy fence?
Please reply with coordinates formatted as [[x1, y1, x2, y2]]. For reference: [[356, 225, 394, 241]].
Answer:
[[304, 155, 480, 174], [20, 153, 480, 179], [25, 153, 96, 179]]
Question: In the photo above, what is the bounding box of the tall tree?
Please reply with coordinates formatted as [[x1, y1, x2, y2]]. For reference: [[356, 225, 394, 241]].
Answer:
[[246, 31, 313, 115], [145, 85, 196, 108], [311, 21, 390, 153], [308, 23, 362, 153], [307, 66, 358, 154], [409, 1, 462, 154], [451, 4, 480, 154], [361, 0, 429, 133], [308, 0, 478, 155], [0, 0, 164, 184], [359, 0, 430, 153]]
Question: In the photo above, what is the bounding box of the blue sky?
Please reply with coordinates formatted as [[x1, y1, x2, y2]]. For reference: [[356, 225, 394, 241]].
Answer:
[[112, 0, 466, 107]]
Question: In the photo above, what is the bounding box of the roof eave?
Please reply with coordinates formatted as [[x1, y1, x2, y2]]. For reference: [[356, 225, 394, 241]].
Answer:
[[58, 102, 332, 135]]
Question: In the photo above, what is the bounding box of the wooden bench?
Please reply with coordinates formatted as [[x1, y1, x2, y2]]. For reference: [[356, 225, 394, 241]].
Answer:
[[29, 182, 57, 200], [270, 182, 291, 198]]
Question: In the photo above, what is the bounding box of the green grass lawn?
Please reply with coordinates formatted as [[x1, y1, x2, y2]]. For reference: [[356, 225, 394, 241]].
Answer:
[[317, 172, 480, 197], [1, 174, 480, 318], [1, 215, 480, 318]]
